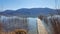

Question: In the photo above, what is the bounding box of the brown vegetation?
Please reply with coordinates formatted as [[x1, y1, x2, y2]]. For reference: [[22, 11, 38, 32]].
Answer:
[[49, 17, 60, 34], [0, 29, 27, 34], [39, 15, 60, 34]]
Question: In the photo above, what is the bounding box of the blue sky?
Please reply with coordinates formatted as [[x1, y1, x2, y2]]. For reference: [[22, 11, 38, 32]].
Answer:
[[0, 0, 60, 11]]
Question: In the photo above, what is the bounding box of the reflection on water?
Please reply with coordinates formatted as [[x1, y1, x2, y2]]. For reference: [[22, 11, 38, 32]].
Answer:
[[28, 17, 37, 34]]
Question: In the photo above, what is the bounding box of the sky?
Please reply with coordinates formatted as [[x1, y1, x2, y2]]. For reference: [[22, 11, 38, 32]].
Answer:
[[0, 0, 60, 11]]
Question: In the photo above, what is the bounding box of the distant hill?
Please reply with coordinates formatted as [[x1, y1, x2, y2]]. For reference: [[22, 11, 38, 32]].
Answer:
[[0, 8, 60, 17]]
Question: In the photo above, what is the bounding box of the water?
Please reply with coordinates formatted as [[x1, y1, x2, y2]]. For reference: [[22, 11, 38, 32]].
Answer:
[[28, 17, 38, 34], [0, 16, 38, 34]]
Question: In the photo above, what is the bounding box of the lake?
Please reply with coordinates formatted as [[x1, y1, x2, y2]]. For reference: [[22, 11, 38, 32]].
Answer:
[[0, 16, 38, 34]]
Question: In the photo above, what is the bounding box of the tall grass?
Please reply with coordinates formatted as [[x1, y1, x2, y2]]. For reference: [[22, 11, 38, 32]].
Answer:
[[39, 15, 60, 34]]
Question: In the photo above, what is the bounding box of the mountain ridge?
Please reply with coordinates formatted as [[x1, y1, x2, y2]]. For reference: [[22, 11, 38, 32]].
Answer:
[[0, 8, 60, 17]]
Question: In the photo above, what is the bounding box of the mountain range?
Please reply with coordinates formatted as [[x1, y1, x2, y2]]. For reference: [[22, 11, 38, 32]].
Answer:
[[0, 8, 60, 17]]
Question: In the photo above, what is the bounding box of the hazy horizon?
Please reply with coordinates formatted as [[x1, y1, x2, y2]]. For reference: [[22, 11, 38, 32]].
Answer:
[[0, 7, 60, 11]]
